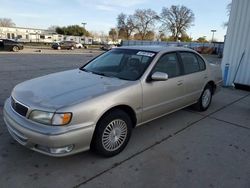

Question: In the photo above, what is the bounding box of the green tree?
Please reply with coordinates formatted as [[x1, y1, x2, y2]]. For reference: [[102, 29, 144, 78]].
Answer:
[[197, 36, 208, 43], [180, 33, 192, 42], [55, 25, 90, 36]]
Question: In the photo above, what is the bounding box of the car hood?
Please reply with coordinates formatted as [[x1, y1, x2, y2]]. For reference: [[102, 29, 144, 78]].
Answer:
[[12, 69, 132, 110]]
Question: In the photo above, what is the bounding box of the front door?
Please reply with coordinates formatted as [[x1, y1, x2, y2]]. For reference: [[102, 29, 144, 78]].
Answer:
[[141, 52, 186, 122]]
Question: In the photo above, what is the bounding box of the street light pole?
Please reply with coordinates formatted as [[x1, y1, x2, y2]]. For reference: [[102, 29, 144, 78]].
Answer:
[[82, 22, 87, 29], [211, 29, 217, 43]]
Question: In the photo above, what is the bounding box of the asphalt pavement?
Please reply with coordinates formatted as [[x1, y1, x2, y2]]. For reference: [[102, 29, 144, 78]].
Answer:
[[0, 53, 249, 188]]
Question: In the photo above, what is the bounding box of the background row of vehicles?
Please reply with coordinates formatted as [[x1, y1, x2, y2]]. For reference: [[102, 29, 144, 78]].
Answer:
[[51, 41, 88, 50], [0, 39, 91, 52], [0, 39, 114, 52], [52, 41, 119, 51]]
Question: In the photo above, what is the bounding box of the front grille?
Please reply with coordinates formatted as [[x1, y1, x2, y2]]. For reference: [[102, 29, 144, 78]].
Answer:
[[11, 97, 28, 117]]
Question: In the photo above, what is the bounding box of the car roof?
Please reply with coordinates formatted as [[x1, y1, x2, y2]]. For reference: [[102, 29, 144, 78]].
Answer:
[[117, 45, 195, 53], [0, 39, 17, 42]]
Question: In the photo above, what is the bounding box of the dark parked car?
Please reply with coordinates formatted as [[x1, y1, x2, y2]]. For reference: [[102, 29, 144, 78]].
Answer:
[[0, 39, 24, 52], [52, 41, 77, 50], [100, 44, 116, 51]]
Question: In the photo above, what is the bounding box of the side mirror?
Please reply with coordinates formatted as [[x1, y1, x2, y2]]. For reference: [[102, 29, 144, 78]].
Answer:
[[151, 72, 168, 81]]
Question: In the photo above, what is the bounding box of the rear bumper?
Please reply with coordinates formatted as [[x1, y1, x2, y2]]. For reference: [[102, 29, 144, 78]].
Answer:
[[3, 98, 95, 157], [214, 80, 223, 94]]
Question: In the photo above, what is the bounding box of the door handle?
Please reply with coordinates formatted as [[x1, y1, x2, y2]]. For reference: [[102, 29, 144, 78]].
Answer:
[[204, 74, 208, 79], [177, 80, 183, 86]]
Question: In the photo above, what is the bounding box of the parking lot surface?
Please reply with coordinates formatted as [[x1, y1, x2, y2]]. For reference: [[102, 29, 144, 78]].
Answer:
[[0, 53, 249, 188]]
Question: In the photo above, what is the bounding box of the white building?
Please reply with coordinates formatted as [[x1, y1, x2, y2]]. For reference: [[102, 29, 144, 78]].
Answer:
[[0, 26, 56, 42], [0, 26, 92, 44], [221, 0, 250, 88]]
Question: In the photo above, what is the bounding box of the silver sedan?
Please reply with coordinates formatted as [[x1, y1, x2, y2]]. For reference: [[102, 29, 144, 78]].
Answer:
[[3, 46, 222, 157]]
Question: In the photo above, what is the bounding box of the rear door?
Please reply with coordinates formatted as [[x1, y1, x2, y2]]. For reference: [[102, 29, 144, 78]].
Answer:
[[141, 52, 186, 122], [178, 51, 208, 104]]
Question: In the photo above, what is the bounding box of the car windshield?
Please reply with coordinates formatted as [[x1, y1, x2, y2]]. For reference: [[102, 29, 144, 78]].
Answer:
[[81, 49, 156, 81]]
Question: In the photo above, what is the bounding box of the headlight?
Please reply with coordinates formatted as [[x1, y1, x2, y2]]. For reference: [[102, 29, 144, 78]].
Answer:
[[29, 110, 72, 126]]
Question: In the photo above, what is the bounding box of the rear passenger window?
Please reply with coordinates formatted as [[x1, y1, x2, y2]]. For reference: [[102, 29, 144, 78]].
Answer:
[[196, 55, 206, 70], [180, 52, 200, 74], [153, 53, 180, 78]]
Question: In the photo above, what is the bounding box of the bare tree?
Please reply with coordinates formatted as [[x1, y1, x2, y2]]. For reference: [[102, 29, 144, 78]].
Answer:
[[134, 31, 155, 40], [133, 9, 159, 40], [160, 5, 194, 41], [47, 25, 59, 32], [117, 13, 135, 40], [0, 18, 16, 27], [109, 28, 117, 42]]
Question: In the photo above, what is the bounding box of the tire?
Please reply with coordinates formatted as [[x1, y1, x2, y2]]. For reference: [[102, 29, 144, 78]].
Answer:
[[194, 85, 213, 111], [91, 110, 132, 157], [12, 46, 19, 52]]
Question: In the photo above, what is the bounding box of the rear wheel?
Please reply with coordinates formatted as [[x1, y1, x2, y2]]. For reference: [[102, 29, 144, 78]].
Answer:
[[194, 85, 212, 111], [91, 110, 132, 157], [12, 46, 19, 52]]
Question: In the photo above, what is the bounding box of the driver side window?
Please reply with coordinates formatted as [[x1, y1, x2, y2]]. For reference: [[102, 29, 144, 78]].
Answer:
[[153, 53, 180, 78]]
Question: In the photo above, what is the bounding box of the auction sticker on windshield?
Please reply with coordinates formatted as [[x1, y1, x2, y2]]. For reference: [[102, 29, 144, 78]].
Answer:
[[136, 51, 155, 57]]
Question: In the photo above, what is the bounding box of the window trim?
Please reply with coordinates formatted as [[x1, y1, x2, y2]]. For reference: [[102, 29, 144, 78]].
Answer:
[[177, 51, 205, 75], [195, 54, 206, 71], [147, 52, 183, 81]]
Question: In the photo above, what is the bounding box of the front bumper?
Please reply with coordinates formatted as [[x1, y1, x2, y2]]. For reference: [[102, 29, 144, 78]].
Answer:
[[3, 98, 95, 157], [19, 45, 24, 50]]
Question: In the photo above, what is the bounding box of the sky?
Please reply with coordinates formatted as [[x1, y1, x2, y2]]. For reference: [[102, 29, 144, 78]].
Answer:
[[0, 0, 231, 41]]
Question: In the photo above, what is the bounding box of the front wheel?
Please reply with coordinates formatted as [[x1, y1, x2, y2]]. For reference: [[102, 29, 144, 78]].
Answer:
[[12, 46, 19, 52], [91, 110, 132, 157], [194, 85, 212, 111]]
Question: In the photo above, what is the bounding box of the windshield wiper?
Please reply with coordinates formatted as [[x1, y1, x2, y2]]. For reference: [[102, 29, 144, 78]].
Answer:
[[91, 71, 106, 76], [80, 68, 106, 76], [80, 68, 103, 76], [80, 68, 121, 79], [79, 68, 90, 72]]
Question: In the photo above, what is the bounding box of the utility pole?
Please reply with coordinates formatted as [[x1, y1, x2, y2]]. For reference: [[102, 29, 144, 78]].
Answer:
[[211, 29, 217, 43]]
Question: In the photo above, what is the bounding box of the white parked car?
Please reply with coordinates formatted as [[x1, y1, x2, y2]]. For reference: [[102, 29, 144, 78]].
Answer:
[[75, 42, 83, 49]]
